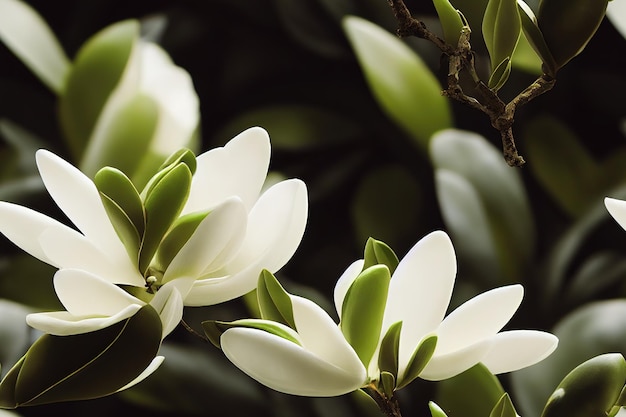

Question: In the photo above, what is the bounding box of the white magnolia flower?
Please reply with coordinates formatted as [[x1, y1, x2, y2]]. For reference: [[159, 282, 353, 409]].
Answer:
[[606, 197, 626, 231], [607, 0, 626, 41], [335, 231, 558, 382], [215, 231, 557, 397], [0, 127, 308, 313]]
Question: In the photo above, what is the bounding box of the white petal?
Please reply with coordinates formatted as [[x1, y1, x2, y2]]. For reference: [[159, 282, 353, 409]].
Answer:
[[0, 202, 72, 266], [607, 0, 626, 40], [163, 197, 247, 283], [35, 150, 129, 261], [480, 330, 558, 374], [183, 180, 308, 306], [0, 0, 70, 93], [605, 197, 626, 232], [418, 338, 493, 381], [333, 259, 365, 318], [138, 42, 199, 155], [53, 269, 144, 317], [435, 285, 523, 355], [116, 356, 165, 392], [384, 231, 457, 370], [39, 227, 144, 286], [150, 281, 189, 338], [221, 327, 366, 396], [291, 295, 365, 376], [183, 127, 271, 214], [26, 304, 141, 336]]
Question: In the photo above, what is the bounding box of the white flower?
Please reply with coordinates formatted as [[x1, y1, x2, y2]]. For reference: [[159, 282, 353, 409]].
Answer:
[[335, 231, 558, 382], [0, 126, 308, 316], [214, 231, 557, 397], [607, 0, 626, 41], [606, 197, 626, 231]]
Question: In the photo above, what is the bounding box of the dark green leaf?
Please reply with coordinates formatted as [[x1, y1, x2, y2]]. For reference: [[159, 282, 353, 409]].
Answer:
[[257, 270, 296, 328], [398, 334, 437, 389], [378, 321, 402, 379], [154, 210, 208, 273]]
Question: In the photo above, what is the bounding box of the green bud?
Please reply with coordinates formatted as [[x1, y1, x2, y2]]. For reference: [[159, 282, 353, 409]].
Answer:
[[541, 353, 626, 417], [537, 0, 609, 71], [482, 0, 522, 90]]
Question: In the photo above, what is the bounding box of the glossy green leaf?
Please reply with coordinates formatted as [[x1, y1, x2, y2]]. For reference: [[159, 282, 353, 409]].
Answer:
[[398, 334, 437, 389], [140, 163, 192, 274], [483, 0, 521, 85], [541, 353, 626, 417], [201, 319, 301, 350], [99, 193, 142, 263], [0, 304, 162, 408], [433, 0, 466, 46], [429, 401, 450, 417], [363, 237, 399, 275], [0, 0, 70, 93], [94, 167, 145, 234], [538, 0, 609, 70], [79, 93, 159, 179], [257, 270, 296, 329], [490, 393, 518, 417], [431, 129, 534, 284], [487, 57, 512, 91], [510, 25, 542, 74], [511, 300, 626, 417], [378, 321, 402, 379], [340, 265, 390, 367], [59, 20, 138, 161], [379, 371, 396, 399], [517, 0, 557, 75], [436, 362, 505, 417], [154, 210, 208, 273], [342, 15, 453, 150], [158, 148, 197, 176]]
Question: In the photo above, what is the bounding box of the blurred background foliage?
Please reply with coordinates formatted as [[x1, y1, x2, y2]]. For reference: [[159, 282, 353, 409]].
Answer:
[[0, 0, 625, 416]]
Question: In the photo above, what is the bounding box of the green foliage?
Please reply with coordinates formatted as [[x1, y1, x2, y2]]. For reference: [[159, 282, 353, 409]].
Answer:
[[363, 237, 399, 275], [432, 0, 466, 46], [377, 321, 403, 381], [257, 270, 296, 329], [398, 335, 437, 389], [482, 0, 521, 89]]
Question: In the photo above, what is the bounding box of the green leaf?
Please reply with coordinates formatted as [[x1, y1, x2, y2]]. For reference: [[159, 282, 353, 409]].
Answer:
[[398, 334, 437, 389], [517, 0, 557, 75], [79, 93, 159, 179], [490, 393, 518, 417], [537, 0, 609, 70], [158, 148, 197, 176], [340, 265, 390, 367], [154, 211, 208, 273], [436, 363, 505, 417], [429, 401, 450, 417], [431, 129, 534, 285], [140, 163, 192, 274], [379, 371, 396, 399], [257, 270, 296, 329], [0, 304, 162, 408], [94, 167, 145, 235], [342, 15, 453, 150], [432, 0, 466, 46], [378, 321, 403, 380], [58, 20, 138, 161], [201, 319, 301, 350], [487, 57, 512, 91], [482, 0, 521, 83], [541, 354, 626, 417], [0, 0, 70, 93], [363, 238, 399, 275]]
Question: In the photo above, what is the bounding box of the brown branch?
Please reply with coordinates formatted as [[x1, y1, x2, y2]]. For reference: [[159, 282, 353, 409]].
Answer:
[[363, 384, 403, 417]]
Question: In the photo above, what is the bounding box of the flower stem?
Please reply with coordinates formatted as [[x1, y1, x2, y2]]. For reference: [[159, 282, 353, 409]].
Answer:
[[386, 0, 557, 167], [363, 384, 403, 417]]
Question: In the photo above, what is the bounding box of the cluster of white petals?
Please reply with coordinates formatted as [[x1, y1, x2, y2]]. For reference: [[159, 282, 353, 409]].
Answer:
[[219, 231, 558, 397], [0, 127, 308, 338]]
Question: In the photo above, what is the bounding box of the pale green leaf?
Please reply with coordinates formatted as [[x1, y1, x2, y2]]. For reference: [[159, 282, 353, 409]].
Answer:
[[490, 393, 518, 417], [432, 0, 465, 46], [257, 270, 296, 329], [363, 238, 399, 275], [398, 334, 437, 389]]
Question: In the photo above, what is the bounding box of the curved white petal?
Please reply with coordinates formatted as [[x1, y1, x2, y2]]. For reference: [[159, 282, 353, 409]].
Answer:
[[183, 127, 271, 214], [607, 0, 626, 40], [26, 304, 142, 336], [435, 285, 523, 354], [35, 150, 128, 261], [605, 197, 626, 231], [417, 338, 493, 381], [150, 281, 189, 338], [39, 227, 144, 286], [333, 259, 365, 318], [183, 180, 308, 306], [0, 201, 73, 266], [163, 197, 247, 283], [53, 269, 144, 317], [0, 0, 70, 93], [480, 330, 558, 374], [138, 42, 199, 155], [384, 231, 457, 370], [116, 356, 165, 392], [291, 295, 365, 376], [221, 327, 366, 396]]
